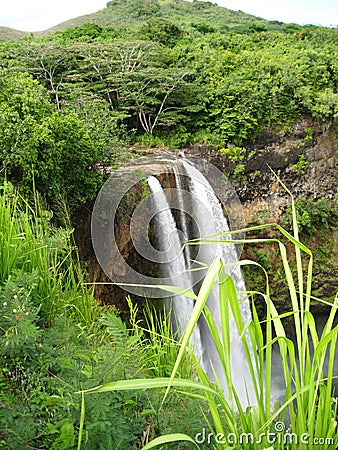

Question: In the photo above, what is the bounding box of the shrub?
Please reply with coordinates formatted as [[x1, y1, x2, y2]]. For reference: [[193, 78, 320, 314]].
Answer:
[[0, 70, 102, 211], [219, 146, 246, 162], [283, 196, 338, 235], [0, 184, 158, 449], [233, 163, 246, 181], [293, 154, 309, 175]]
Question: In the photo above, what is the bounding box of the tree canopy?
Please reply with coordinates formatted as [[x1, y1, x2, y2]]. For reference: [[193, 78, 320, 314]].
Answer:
[[0, 0, 337, 207]]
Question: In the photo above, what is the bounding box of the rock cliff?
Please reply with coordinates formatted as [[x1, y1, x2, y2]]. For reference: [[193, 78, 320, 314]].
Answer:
[[183, 118, 338, 315], [75, 119, 338, 318]]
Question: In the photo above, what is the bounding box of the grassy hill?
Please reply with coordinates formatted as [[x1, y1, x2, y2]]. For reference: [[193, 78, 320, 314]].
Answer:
[[0, 26, 29, 41], [0, 0, 285, 41]]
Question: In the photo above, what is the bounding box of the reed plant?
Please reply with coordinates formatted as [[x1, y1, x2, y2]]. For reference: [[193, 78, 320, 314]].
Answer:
[[0, 181, 155, 448], [0, 181, 100, 331], [78, 184, 338, 449], [128, 298, 195, 379]]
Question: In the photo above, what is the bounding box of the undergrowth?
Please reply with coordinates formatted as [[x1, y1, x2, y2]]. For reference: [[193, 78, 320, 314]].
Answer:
[[0, 183, 205, 449]]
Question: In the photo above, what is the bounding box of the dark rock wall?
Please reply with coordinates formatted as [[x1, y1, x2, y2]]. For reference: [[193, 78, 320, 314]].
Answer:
[[184, 119, 338, 224]]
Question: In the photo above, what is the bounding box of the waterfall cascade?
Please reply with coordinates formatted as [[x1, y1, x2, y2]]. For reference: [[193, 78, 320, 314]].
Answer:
[[147, 160, 255, 407], [147, 175, 203, 358]]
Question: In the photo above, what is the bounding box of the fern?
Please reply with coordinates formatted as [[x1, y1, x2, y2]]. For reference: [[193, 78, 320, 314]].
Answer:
[[99, 312, 140, 377]]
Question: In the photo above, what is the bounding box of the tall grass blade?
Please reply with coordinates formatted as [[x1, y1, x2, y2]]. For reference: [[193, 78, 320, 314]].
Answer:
[[141, 433, 199, 449]]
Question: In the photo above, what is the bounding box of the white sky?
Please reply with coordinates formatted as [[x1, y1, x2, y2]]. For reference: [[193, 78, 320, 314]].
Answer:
[[217, 0, 337, 27], [0, 0, 337, 32], [1, 0, 108, 32]]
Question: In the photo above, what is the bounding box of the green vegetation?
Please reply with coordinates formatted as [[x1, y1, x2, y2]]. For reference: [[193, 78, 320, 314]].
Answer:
[[219, 146, 246, 162], [0, 184, 205, 448], [79, 189, 338, 449], [0, 70, 104, 211], [129, 300, 195, 379], [283, 196, 338, 235], [244, 196, 338, 315], [233, 163, 246, 181], [0, 0, 285, 40], [293, 154, 310, 175], [0, 0, 337, 160], [0, 1, 337, 448]]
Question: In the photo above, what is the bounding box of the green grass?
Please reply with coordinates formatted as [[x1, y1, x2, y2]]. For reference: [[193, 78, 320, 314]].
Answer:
[[78, 183, 338, 449], [128, 298, 195, 379], [0, 181, 102, 331]]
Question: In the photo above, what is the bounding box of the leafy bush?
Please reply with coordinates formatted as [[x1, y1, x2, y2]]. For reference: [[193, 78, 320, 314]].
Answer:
[[283, 196, 338, 235], [58, 23, 104, 42], [219, 146, 246, 162], [0, 313, 152, 449], [0, 70, 102, 210], [233, 163, 246, 181], [293, 154, 309, 175], [1, 4, 338, 148], [0, 181, 99, 326], [0, 184, 167, 449], [140, 18, 184, 46], [0, 271, 40, 359]]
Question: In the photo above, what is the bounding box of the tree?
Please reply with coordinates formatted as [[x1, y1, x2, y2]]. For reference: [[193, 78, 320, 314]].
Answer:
[[120, 68, 190, 136], [67, 41, 191, 135], [0, 70, 102, 209], [64, 90, 130, 165], [140, 18, 184, 47], [68, 41, 156, 109], [57, 23, 104, 42], [13, 43, 74, 110]]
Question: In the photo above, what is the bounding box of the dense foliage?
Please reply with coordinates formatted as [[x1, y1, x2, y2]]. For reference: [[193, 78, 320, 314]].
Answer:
[[0, 0, 336, 210], [283, 196, 338, 235], [0, 1, 337, 151], [0, 2, 337, 448], [0, 184, 205, 448], [0, 70, 104, 210]]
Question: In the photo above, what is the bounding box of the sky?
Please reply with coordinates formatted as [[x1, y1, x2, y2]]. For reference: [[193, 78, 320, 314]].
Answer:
[[217, 0, 337, 27], [0, 0, 337, 32]]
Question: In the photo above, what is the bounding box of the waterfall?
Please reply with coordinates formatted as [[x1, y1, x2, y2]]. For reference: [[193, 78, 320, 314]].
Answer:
[[183, 161, 254, 407], [172, 165, 192, 267], [147, 176, 202, 357], [148, 162, 254, 408]]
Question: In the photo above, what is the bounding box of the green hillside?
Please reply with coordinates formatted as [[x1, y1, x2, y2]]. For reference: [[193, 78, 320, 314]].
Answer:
[[0, 1, 338, 449], [0, 26, 29, 41], [0, 0, 284, 41], [43, 0, 284, 35]]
